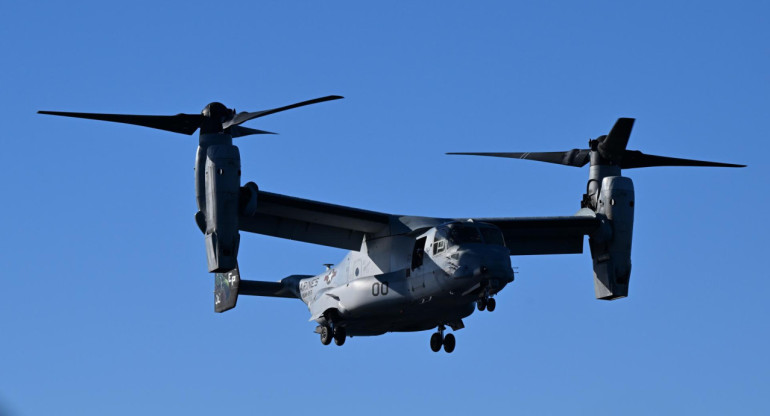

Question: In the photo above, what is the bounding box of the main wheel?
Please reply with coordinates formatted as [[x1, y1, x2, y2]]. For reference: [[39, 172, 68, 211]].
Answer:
[[320, 325, 332, 345], [477, 298, 487, 311], [333, 326, 346, 346], [486, 298, 496, 312], [443, 333, 456, 353], [430, 332, 442, 352]]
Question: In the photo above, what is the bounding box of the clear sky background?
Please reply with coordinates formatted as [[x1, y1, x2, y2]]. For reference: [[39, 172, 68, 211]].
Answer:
[[2, 1, 768, 415]]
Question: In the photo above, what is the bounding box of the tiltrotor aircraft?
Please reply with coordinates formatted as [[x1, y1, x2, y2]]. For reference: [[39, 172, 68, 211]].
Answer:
[[39, 97, 744, 353]]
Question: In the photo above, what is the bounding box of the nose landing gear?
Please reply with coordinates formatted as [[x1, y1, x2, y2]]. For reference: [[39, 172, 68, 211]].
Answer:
[[429, 325, 456, 353]]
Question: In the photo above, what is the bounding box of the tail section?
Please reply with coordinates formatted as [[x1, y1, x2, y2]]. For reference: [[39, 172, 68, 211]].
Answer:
[[449, 118, 744, 300], [215, 267, 241, 313], [214, 265, 310, 313]]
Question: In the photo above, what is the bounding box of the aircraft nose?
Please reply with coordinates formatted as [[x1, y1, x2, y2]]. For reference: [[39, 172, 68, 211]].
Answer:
[[474, 262, 513, 283], [473, 265, 488, 278], [451, 249, 513, 282]]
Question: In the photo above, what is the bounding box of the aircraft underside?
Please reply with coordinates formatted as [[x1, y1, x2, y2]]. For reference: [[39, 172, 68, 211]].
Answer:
[[332, 295, 478, 336]]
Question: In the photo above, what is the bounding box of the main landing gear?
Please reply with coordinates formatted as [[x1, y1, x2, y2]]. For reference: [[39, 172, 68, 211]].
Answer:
[[429, 325, 456, 353], [319, 324, 346, 346], [476, 293, 496, 312]]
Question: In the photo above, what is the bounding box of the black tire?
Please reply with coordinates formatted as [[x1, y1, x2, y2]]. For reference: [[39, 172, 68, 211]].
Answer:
[[320, 325, 332, 345], [443, 333, 456, 353], [430, 332, 442, 352], [477, 298, 486, 311], [333, 326, 346, 346], [486, 298, 496, 312]]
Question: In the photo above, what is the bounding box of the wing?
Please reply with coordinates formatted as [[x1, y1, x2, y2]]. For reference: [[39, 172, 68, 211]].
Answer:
[[238, 191, 395, 250], [471, 210, 601, 255], [239, 190, 601, 255]]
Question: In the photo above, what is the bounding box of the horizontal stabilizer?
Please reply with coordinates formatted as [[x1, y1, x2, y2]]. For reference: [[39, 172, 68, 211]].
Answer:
[[240, 276, 310, 299], [214, 265, 309, 313]]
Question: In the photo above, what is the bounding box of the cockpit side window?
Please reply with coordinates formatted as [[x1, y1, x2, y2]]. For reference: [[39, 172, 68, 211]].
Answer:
[[433, 239, 446, 255]]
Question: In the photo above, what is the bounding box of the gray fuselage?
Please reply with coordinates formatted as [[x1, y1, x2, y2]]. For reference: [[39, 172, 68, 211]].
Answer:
[[298, 221, 514, 336]]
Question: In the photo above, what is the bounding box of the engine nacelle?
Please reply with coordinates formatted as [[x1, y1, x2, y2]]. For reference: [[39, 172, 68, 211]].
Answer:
[[240, 181, 259, 217], [204, 144, 241, 272], [589, 176, 634, 300]]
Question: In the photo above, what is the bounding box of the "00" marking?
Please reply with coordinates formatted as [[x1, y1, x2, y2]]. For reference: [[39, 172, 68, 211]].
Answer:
[[371, 282, 389, 296]]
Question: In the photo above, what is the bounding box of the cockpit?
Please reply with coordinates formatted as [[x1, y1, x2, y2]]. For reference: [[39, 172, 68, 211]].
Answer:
[[410, 221, 512, 289], [412, 221, 508, 270]]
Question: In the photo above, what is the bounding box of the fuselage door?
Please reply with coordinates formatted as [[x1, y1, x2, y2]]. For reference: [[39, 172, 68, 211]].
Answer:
[[410, 236, 428, 293]]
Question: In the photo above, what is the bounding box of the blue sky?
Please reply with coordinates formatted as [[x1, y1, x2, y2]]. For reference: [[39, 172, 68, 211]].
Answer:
[[2, 1, 768, 415]]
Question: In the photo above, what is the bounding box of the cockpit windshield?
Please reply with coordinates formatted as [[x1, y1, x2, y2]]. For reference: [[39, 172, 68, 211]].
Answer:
[[480, 226, 506, 246], [436, 222, 505, 247], [448, 224, 482, 244]]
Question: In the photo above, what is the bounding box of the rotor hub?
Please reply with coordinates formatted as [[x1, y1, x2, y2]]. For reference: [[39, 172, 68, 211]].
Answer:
[[201, 102, 234, 123]]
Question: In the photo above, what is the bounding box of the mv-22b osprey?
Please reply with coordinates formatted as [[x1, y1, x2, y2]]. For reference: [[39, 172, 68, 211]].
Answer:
[[39, 96, 744, 353]]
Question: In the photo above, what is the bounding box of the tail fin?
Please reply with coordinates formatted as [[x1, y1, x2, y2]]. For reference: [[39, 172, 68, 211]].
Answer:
[[214, 265, 310, 313], [215, 267, 241, 313]]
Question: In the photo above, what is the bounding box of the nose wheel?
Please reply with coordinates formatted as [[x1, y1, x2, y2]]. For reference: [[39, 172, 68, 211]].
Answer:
[[429, 325, 456, 353]]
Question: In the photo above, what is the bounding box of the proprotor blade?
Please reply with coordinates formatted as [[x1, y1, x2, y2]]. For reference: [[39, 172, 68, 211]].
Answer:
[[37, 111, 203, 135], [229, 125, 277, 138], [597, 118, 635, 162], [223, 95, 344, 129], [620, 151, 746, 169], [447, 149, 591, 167]]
